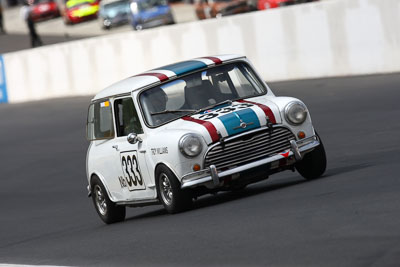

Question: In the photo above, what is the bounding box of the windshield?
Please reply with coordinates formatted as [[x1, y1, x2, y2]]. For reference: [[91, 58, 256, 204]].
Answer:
[[101, 1, 130, 17], [139, 62, 267, 127]]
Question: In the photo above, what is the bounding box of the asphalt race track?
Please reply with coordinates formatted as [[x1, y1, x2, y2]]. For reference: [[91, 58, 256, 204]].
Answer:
[[0, 73, 400, 266]]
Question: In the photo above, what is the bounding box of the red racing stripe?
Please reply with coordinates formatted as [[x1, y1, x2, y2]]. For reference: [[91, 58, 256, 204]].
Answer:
[[202, 56, 222, 65], [238, 99, 276, 124], [182, 116, 220, 143], [136, 72, 169, 82]]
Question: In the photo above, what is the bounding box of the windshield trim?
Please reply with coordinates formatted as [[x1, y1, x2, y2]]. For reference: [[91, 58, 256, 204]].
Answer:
[[136, 59, 268, 129]]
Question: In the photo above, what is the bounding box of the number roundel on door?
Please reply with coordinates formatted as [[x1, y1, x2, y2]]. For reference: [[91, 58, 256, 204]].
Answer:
[[120, 151, 146, 191]]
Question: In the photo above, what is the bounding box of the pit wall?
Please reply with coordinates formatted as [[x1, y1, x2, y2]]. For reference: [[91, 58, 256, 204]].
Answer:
[[1, 0, 399, 103]]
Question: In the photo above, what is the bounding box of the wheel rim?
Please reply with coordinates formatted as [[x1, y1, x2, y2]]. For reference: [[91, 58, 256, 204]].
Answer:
[[159, 173, 173, 206], [94, 184, 107, 216]]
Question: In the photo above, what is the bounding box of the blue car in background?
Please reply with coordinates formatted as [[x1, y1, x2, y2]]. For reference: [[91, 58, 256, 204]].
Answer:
[[99, 0, 131, 29], [129, 0, 175, 30]]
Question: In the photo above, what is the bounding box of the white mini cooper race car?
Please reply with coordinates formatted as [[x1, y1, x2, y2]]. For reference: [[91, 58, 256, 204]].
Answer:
[[86, 55, 327, 224]]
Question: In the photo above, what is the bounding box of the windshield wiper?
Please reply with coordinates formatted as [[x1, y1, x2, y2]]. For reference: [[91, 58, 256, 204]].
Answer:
[[151, 109, 196, 116], [196, 99, 237, 114], [208, 99, 233, 109]]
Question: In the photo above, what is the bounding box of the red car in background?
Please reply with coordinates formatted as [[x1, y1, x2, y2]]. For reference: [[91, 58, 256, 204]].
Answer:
[[29, 0, 60, 22], [63, 0, 100, 24], [195, 0, 256, 20], [257, 0, 318, 10]]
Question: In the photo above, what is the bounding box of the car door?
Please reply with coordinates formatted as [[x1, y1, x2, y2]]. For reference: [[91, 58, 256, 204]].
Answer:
[[111, 96, 155, 201], [87, 98, 130, 202]]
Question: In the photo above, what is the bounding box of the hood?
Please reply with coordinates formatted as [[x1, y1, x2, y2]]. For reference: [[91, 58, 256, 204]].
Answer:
[[163, 97, 282, 145]]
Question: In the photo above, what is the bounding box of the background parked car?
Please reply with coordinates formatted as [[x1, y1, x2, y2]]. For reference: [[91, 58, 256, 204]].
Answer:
[[195, 0, 256, 20], [129, 0, 174, 30], [29, 0, 60, 22], [63, 0, 100, 24], [99, 0, 131, 29], [257, 0, 318, 10]]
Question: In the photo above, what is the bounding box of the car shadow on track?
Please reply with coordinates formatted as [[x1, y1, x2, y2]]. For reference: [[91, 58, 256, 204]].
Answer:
[[125, 174, 310, 222], [322, 163, 373, 178], [123, 163, 371, 222], [191, 177, 305, 211]]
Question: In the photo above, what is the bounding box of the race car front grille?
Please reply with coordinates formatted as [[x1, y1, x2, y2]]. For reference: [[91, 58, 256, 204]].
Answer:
[[204, 127, 296, 170]]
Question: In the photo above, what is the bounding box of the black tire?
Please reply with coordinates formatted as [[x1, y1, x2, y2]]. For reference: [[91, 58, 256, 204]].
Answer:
[[295, 133, 327, 180], [91, 176, 126, 224], [156, 165, 192, 214]]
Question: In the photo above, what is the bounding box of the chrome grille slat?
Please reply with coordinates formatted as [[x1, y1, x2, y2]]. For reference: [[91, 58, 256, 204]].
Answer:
[[210, 128, 289, 151], [207, 131, 293, 155], [205, 138, 293, 163], [205, 142, 291, 169], [208, 147, 287, 170], [204, 127, 296, 170]]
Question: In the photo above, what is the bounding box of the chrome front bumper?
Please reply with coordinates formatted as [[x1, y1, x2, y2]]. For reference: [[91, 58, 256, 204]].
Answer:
[[181, 136, 320, 189]]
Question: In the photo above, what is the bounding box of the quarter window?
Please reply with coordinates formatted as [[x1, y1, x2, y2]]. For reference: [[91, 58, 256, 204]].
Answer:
[[86, 100, 115, 141]]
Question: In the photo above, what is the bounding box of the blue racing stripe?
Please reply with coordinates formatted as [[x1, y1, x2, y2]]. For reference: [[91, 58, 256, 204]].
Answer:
[[218, 108, 260, 136], [159, 60, 207, 76]]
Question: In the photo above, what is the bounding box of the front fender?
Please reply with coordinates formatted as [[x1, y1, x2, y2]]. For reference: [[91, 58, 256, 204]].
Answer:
[[272, 96, 316, 139], [144, 129, 208, 183]]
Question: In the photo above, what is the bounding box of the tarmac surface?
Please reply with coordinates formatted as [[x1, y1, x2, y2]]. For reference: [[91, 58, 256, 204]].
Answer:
[[0, 73, 400, 266]]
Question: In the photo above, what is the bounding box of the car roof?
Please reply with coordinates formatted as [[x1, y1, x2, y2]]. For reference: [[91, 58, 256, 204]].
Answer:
[[92, 54, 245, 101]]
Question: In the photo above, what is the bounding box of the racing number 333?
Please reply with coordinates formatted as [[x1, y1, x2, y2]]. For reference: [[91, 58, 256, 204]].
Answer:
[[120, 152, 145, 191]]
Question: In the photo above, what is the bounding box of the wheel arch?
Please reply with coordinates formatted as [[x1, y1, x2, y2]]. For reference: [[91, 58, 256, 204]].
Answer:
[[89, 172, 116, 202], [154, 162, 181, 191]]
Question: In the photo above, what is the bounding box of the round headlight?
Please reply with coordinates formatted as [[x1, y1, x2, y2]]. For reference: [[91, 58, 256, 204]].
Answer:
[[179, 134, 203, 158], [285, 102, 308, 125]]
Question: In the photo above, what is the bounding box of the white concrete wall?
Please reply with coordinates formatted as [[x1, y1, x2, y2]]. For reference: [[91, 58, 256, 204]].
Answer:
[[2, 0, 400, 103]]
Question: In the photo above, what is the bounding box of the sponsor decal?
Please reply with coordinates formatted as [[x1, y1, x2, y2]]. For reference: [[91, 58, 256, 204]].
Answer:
[[0, 55, 8, 104], [100, 100, 110, 107], [151, 147, 168, 155]]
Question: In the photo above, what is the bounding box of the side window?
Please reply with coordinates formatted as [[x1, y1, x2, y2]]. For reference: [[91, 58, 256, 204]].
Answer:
[[114, 97, 143, 137], [86, 100, 115, 141]]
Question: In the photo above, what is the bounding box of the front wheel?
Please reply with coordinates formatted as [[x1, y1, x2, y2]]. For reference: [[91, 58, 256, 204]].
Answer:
[[91, 176, 126, 224], [295, 133, 327, 180], [156, 165, 192, 214]]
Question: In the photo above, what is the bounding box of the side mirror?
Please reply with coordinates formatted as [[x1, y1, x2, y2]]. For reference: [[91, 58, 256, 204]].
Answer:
[[127, 133, 142, 144]]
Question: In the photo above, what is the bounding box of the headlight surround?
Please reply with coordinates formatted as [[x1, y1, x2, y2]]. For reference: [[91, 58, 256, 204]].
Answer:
[[285, 102, 308, 125], [179, 134, 203, 158]]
